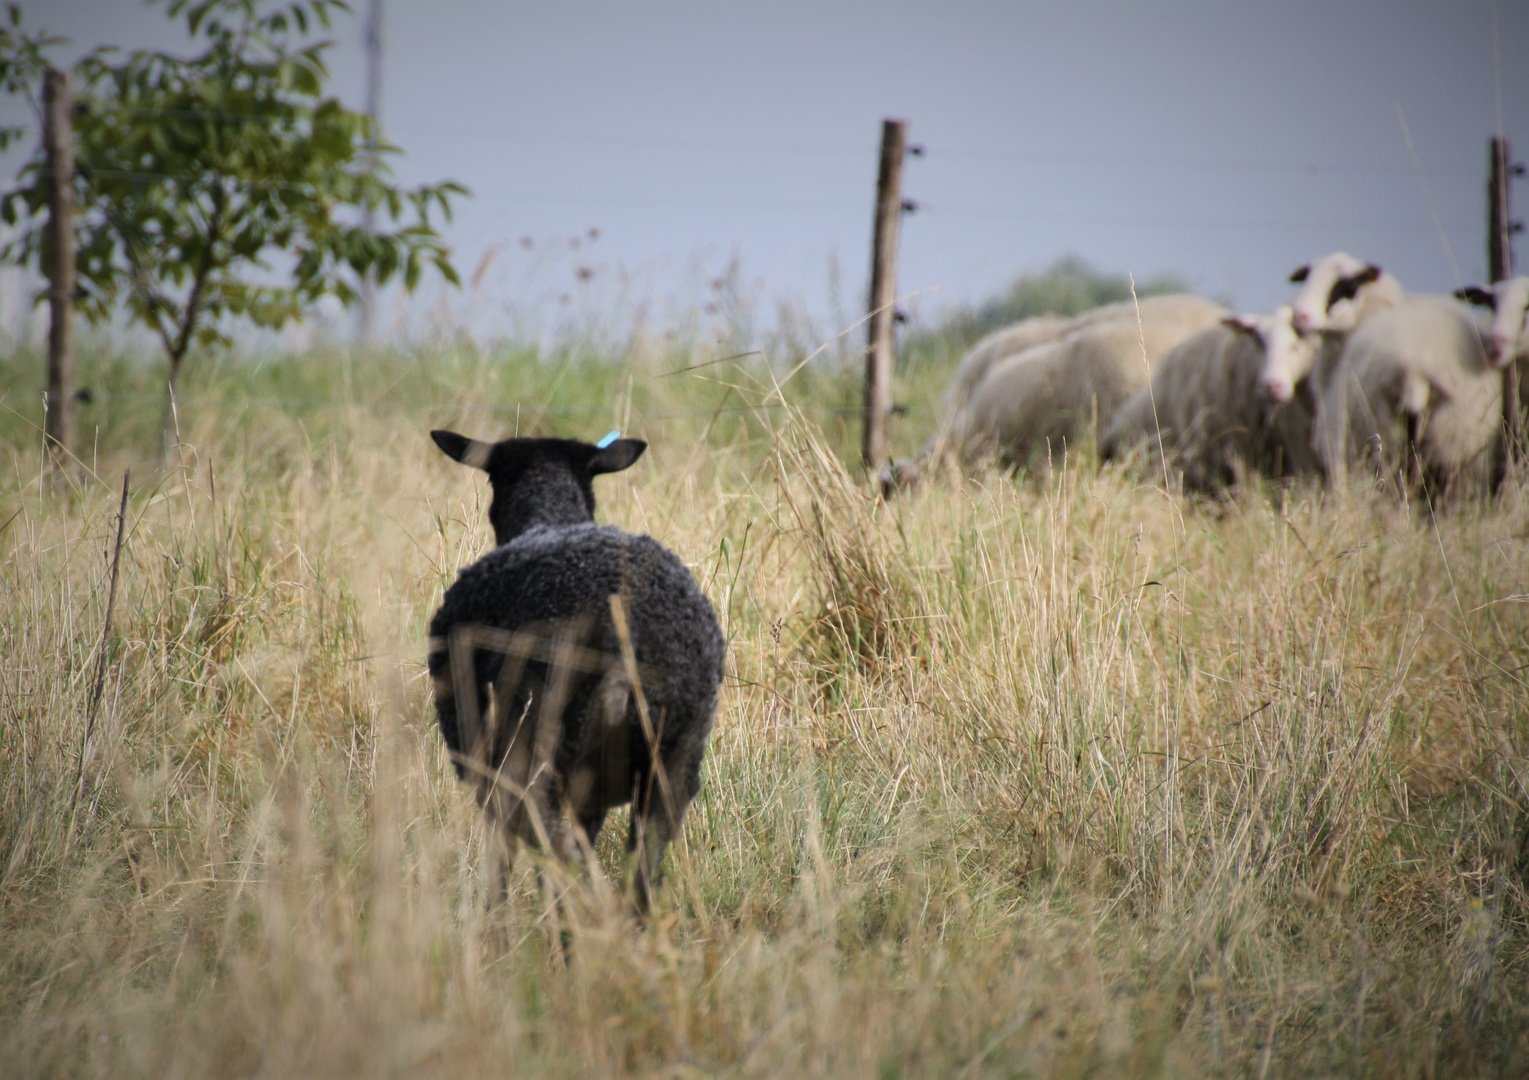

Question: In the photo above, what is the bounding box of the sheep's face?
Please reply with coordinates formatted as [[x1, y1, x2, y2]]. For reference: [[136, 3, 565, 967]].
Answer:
[[1288, 252, 1382, 334], [1457, 277, 1529, 368], [430, 431, 647, 544], [1224, 305, 1314, 404]]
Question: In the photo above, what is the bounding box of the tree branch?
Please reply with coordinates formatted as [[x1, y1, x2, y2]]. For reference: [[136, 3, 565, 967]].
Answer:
[[168, 183, 225, 371], [105, 205, 178, 359]]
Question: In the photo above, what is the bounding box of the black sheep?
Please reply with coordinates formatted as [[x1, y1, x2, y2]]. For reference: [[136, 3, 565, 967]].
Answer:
[[427, 430, 725, 909]]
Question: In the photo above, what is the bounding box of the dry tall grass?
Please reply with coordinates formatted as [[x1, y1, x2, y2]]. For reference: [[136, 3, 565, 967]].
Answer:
[[2, 339, 1528, 1077]]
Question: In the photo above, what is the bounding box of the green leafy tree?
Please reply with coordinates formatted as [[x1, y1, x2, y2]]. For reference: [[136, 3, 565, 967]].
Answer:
[[0, 7, 64, 151], [1, 0, 465, 449]]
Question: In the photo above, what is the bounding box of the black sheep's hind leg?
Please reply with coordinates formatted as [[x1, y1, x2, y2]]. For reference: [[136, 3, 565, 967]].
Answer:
[[628, 753, 702, 914], [579, 806, 609, 850], [627, 794, 665, 915], [576, 806, 609, 876], [487, 819, 517, 909]]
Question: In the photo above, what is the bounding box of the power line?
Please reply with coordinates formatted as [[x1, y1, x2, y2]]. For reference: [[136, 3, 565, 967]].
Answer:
[[24, 165, 1474, 233], [11, 389, 856, 418], [436, 188, 1479, 233], [0, 99, 1481, 180], [384, 122, 1482, 179], [913, 204, 1477, 232]]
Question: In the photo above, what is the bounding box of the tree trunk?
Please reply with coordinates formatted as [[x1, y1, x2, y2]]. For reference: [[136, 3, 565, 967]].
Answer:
[[157, 190, 224, 465], [159, 357, 185, 465]]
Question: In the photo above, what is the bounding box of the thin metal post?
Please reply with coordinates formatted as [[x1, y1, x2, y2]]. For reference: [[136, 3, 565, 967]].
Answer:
[[43, 67, 76, 468], [359, 0, 384, 344]]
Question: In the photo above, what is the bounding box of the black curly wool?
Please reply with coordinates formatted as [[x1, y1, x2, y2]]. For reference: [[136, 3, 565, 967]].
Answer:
[[426, 432, 724, 891]]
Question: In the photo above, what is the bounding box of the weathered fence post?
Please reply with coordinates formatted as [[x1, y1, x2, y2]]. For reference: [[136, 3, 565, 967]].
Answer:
[[43, 67, 76, 470], [1489, 136, 1523, 463], [863, 118, 907, 473]]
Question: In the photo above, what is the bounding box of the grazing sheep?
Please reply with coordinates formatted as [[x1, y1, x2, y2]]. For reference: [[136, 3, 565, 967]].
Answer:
[[1256, 314, 1348, 409], [1287, 251, 1405, 334], [941, 295, 1206, 417], [1259, 254, 1412, 407], [944, 314, 1073, 415], [1456, 276, 1529, 367], [1456, 278, 1529, 439], [427, 430, 725, 910], [949, 294, 1229, 471], [880, 290, 1223, 489], [1100, 306, 1322, 491], [1312, 297, 1501, 494]]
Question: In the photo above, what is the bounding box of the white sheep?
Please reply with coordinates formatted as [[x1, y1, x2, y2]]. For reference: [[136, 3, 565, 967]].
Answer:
[[1287, 251, 1405, 334], [944, 314, 1074, 416], [1456, 276, 1529, 367], [1100, 305, 1322, 491], [884, 294, 1225, 491], [944, 295, 1225, 415], [1255, 253, 1412, 407], [950, 293, 1229, 471], [1313, 296, 1501, 494], [1455, 277, 1529, 445]]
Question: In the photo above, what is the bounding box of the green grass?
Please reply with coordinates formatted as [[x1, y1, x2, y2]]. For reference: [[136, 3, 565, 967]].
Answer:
[[1, 330, 1527, 1077]]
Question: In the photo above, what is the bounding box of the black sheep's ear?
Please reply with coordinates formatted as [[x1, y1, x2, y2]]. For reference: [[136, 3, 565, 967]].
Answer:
[[1455, 285, 1496, 310], [431, 429, 496, 470], [589, 438, 647, 475], [1288, 264, 1311, 283]]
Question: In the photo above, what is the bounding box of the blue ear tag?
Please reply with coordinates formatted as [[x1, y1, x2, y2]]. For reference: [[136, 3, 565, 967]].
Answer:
[[596, 430, 621, 449]]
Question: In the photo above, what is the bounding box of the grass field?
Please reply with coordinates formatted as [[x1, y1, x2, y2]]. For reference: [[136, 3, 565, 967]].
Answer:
[[2, 327, 1528, 1077]]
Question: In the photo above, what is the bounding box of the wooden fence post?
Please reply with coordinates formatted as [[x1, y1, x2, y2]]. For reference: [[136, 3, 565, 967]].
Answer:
[[863, 118, 907, 473], [43, 67, 76, 470], [1489, 137, 1522, 463], [1489, 138, 1513, 282]]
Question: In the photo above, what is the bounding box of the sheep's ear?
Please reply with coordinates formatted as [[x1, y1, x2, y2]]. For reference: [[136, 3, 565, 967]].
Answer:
[[1288, 264, 1311, 283], [1455, 285, 1496, 310], [588, 438, 646, 475], [1221, 314, 1258, 334], [431, 429, 495, 470]]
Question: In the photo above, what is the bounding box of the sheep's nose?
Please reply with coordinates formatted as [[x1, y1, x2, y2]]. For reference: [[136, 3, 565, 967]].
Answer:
[[1490, 335, 1513, 368], [1260, 376, 1293, 403]]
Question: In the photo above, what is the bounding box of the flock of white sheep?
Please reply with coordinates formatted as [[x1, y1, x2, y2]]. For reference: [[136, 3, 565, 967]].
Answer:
[[886, 253, 1529, 499], [423, 258, 1529, 914]]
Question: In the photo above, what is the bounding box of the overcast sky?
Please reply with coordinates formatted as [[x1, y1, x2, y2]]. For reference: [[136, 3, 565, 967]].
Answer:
[[3, 0, 1526, 342]]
